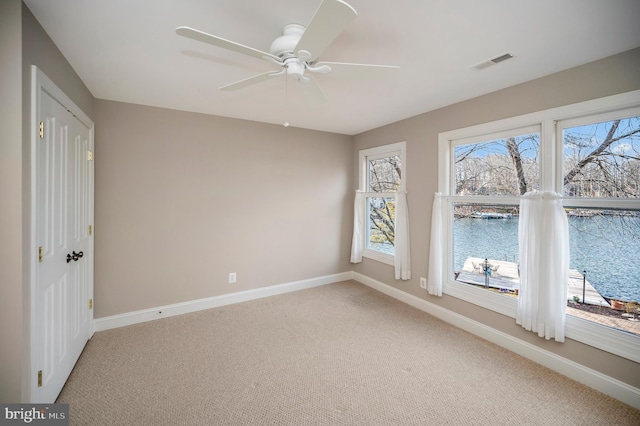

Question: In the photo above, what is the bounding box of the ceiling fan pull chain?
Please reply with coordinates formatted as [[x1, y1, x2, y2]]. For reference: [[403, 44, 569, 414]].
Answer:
[[283, 65, 290, 128]]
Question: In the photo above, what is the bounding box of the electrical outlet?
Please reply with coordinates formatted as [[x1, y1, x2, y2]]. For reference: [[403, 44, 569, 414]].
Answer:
[[228, 272, 237, 284], [420, 277, 427, 289]]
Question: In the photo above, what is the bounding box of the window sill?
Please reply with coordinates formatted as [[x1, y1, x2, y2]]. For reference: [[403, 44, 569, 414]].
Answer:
[[444, 279, 640, 363], [566, 315, 640, 363], [363, 249, 394, 266], [445, 280, 517, 317]]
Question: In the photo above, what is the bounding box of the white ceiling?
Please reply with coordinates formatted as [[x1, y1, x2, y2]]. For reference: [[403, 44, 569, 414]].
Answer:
[[23, 0, 640, 135]]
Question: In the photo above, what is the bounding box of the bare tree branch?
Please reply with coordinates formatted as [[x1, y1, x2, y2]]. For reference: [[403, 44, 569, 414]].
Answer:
[[564, 120, 621, 186], [506, 137, 527, 195]]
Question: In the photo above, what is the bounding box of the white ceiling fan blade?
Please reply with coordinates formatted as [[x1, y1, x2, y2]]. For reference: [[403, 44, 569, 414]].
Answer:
[[315, 62, 400, 71], [314, 61, 399, 78], [295, 0, 357, 62], [298, 75, 327, 104], [176, 26, 281, 62], [219, 71, 283, 91]]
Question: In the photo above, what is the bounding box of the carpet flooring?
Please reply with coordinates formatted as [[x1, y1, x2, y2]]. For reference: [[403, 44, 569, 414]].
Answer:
[[57, 280, 640, 425]]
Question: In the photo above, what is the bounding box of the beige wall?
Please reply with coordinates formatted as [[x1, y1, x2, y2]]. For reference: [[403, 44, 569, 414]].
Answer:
[[93, 101, 353, 317], [21, 2, 94, 118], [0, 0, 24, 404], [352, 47, 640, 389]]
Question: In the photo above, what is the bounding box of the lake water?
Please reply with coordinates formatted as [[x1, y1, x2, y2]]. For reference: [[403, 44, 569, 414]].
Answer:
[[454, 215, 640, 302]]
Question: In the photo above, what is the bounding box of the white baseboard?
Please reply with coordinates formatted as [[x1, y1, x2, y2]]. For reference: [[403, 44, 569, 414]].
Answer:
[[352, 272, 640, 410], [95, 272, 352, 332]]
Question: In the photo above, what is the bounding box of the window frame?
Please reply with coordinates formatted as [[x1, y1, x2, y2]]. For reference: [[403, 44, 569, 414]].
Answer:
[[359, 141, 406, 265], [437, 90, 640, 362]]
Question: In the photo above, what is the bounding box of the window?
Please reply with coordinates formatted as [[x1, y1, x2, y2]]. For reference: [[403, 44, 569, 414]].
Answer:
[[359, 142, 406, 264], [559, 113, 640, 340], [451, 128, 540, 294], [438, 91, 640, 362]]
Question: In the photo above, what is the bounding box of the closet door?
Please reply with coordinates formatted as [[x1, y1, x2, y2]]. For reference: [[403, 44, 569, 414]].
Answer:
[[35, 85, 93, 403]]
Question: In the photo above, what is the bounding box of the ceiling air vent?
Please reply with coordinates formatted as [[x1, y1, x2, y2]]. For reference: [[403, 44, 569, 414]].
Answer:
[[471, 52, 514, 71]]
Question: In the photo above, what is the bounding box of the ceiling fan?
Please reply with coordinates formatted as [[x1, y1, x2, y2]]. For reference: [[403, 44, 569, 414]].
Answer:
[[176, 0, 398, 102]]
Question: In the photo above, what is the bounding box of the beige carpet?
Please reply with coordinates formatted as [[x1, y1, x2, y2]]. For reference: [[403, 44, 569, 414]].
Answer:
[[57, 280, 639, 425]]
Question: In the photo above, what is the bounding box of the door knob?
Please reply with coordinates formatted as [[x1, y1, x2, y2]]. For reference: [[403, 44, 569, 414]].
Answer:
[[67, 251, 84, 263]]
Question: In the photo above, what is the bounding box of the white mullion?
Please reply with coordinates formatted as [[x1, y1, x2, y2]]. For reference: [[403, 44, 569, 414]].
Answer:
[[438, 135, 451, 194], [447, 195, 521, 206], [541, 119, 556, 192], [562, 198, 640, 210], [361, 191, 397, 198]]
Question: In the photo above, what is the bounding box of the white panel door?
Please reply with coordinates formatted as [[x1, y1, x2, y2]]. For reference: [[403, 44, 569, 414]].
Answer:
[[35, 88, 93, 403]]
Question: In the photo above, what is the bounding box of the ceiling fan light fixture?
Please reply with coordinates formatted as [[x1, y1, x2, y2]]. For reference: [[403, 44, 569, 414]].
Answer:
[[284, 58, 306, 80]]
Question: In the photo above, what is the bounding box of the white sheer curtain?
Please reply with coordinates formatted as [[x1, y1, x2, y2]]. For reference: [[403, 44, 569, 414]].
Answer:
[[427, 193, 443, 296], [516, 191, 570, 342], [394, 191, 411, 280], [350, 191, 365, 263]]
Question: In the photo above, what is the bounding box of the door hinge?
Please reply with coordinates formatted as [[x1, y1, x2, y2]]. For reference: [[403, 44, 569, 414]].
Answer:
[[38, 370, 43, 387], [89, 299, 93, 310], [87, 150, 93, 161], [39, 122, 44, 139], [38, 246, 43, 263], [89, 225, 93, 235]]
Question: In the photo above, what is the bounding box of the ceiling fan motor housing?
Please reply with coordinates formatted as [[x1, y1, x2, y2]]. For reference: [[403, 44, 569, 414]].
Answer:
[[270, 24, 305, 58], [270, 24, 309, 81]]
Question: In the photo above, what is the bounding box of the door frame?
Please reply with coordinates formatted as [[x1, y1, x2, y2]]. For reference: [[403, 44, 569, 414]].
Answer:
[[28, 66, 95, 402]]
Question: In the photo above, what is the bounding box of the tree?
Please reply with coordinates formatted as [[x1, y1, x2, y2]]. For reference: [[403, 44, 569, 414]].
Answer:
[[453, 117, 640, 198], [369, 198, 395, 246], [506, 137, 527, 195], [368, 156, 401, 247], [454, 135, 539, 198], [563, 118, 640, 197]]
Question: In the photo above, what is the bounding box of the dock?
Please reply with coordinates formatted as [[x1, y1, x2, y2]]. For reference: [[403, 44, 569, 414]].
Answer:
[[457, 257, 520, 291], [566, 269, 610, 307], [456, 257, 610, 307]]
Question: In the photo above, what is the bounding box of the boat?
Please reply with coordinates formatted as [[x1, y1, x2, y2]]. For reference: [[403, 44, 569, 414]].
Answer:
[[470, 212, 513, 219]]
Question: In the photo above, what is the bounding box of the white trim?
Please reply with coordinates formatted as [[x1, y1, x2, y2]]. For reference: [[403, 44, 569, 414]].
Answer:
[[31, 66, 93, 128], [352, 272, 640, 410], [95, 272, 352, 332], [541, 118, 556, 191], [438, 137, 451, 195], [359, 141, 407, 164], [358, 141, 407, 264], [559, 105, 640, 130], [29, 66, 95, 402], [444, 280, 517, 317], [362, 248, 394, 266], [566, 315, 640, 364], [450, 124, 541, 148]]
